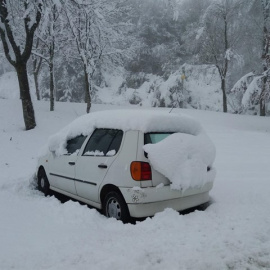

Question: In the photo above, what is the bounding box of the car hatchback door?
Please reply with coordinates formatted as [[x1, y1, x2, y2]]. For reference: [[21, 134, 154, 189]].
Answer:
[[74, 129, 123, 203]]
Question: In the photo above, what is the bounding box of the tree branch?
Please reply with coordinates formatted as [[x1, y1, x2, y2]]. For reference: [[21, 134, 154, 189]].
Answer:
[[31, 50, 50, 64], [0, 26, 16, 65], [22, 2, 42, 60], [0, 0, 21, 58]]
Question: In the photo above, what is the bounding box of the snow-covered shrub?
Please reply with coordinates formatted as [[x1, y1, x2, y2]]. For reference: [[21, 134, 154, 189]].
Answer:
[[125, 72, 149, 89], [229, 72, 255, 114], [240, 71, 270, 115], [152, 89, 162, 107], [129, 91, 142, 105], [114, 64, 221, 111], [118, 82, 127, 95], [167, 79, 189, 108]]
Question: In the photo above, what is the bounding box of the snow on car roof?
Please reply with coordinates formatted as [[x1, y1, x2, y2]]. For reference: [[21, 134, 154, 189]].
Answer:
[[48, 109, 202, 155]]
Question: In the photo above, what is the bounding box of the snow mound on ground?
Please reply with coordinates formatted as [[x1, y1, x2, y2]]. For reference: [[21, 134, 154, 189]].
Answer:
[[48, 109, 202, 156], [143, 132, 216, 191]]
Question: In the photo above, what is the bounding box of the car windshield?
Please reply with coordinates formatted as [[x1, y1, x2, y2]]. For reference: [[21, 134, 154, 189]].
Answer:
[[144, 133, 173, 144]]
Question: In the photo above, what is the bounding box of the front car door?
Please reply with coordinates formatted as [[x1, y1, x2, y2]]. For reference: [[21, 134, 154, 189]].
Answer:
[[74, 129, 123, 203], [49, 135, 86, 194]]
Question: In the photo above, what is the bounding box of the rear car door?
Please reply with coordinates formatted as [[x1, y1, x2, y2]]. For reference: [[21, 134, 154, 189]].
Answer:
[[74, 129, 123, 203], [49, 135, 86, 194]]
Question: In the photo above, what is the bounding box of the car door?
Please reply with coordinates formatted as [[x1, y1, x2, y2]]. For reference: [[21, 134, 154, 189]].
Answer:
[[49, 135, 86, 194], [74, 129, 123, 203]]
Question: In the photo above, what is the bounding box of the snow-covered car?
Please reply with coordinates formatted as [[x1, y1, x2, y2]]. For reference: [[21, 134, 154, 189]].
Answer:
[[36, 110, 216, 222]]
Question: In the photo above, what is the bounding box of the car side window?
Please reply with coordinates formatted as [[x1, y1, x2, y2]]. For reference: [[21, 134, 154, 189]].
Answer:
[[106, 130, 123, 156], [83, 129, 123, 156], [66, 135, 87, 155]]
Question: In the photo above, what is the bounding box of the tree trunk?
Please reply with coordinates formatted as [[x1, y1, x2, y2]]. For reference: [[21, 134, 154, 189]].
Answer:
[[260, 99, 266, 116], [49, 42, 55, 111], [32, 55, 42, 101], [16, 63, 36, 130], [0, 0, 42, 130], [49, 62, 54, 111], [221, 78, 227, 113], [260, 76, 267, 116], [261, 2, 270, 116], [33, 70, 40, 101], [84, 65, 91, 114]]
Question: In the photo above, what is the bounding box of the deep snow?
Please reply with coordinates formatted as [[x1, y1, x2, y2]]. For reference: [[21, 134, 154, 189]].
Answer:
[[1, 99, 270, 270], [144, 132, 216, 191]]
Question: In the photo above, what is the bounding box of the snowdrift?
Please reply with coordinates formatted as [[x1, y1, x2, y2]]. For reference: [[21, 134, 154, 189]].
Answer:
[[144, 130, 216, 191]]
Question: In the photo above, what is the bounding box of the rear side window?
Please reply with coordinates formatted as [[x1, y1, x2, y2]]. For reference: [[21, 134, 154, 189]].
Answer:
[[144, 133, 173, 144], [66, 135, 87, 155], [83, 129, 123, 156]]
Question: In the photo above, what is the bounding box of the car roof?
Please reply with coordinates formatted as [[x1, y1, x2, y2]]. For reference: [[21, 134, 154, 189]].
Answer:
[[48, 109, 202, 155]]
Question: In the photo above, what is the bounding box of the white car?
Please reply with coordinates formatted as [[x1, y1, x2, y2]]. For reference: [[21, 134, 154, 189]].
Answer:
[[37, 110, 216, 222]]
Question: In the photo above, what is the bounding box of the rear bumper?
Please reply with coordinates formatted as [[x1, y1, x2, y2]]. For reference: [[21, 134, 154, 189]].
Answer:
[[119, 182, 213, 218]]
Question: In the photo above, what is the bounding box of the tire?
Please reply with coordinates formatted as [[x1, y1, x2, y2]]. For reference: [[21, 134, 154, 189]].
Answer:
[[103, 191, 130, 223], [38, 169, 50, 196]]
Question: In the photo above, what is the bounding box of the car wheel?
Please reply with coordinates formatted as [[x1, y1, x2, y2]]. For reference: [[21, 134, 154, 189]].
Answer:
[[38, 169, 50, 196], [103, 191, 130, 223]]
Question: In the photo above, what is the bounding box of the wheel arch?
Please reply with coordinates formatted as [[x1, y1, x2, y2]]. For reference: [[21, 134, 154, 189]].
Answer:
[[37, 166, 46, 178], [37, 166, 50, 184], [37, 165, 46, 176], [100, 184, 124, 208]]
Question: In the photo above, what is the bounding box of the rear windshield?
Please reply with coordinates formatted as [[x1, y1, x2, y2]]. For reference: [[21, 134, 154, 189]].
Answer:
[[144, 133, 173, 144]]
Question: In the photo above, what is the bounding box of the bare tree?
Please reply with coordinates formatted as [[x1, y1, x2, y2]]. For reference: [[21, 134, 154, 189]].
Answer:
[[239, 0, 270, 115], [32, 38, 43, 101], [0, 0, 43, 130], [61, 0, 124, 113], [260, 0, 270, 116], [198, 0, 243, 113], [32, 1, 60, 111]]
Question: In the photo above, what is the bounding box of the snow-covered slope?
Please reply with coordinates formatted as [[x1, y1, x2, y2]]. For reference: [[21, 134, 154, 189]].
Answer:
[[0, 99, 270, 270]]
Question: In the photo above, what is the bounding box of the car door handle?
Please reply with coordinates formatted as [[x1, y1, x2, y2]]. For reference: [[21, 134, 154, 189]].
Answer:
[[98, 164, 107, 169], [68, 162, 76, 166]]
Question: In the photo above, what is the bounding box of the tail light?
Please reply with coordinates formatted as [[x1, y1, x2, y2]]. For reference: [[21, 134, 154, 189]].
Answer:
[[130, 161, 152, 181]]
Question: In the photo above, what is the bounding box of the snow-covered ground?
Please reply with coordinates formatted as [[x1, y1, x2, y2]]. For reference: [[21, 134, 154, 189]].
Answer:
[[1, 99, 270, 270]]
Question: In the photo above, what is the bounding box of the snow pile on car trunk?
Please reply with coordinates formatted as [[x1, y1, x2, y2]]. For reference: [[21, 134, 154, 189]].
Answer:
[[143, 132, 216, 191], [48, 109, 201, 156]]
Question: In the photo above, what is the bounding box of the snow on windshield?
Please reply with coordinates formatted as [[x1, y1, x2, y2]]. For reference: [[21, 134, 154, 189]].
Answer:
[[143, 132, 216, 191], [48, 110, 202, 156]]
